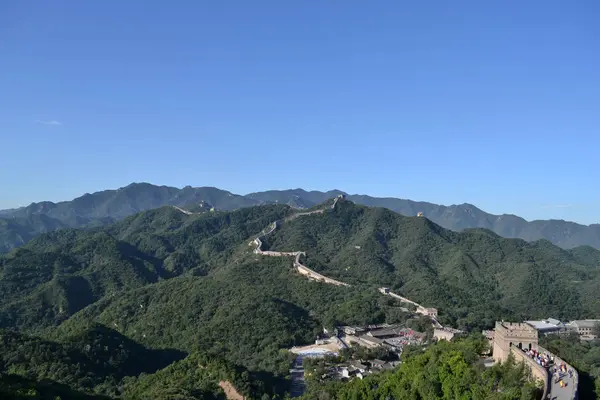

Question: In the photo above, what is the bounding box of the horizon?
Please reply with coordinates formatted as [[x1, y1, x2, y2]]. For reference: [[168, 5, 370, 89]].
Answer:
[[1, 1, 598, 224], [1, 180, 598, 226]]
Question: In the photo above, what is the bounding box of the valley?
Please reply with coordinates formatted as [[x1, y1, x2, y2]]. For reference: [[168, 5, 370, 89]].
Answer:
[[1, 196, 600, 399]]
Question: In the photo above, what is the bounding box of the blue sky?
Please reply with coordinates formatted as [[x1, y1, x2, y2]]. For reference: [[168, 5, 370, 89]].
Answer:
[[1, 1, 599, 224]]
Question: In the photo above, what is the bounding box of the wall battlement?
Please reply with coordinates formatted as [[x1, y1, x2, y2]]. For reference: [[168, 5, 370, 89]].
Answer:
[[495, 321, 537, 339]]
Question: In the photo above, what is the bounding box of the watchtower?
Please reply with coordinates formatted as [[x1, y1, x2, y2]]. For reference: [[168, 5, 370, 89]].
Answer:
[[492, 321, 538, 362]]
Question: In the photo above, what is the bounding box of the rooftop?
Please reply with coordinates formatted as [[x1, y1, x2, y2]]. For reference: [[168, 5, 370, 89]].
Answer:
[[368, 328, 401, 337], [525, 319, 566, 332], [568, 319, 600, 329], [360, 336, 384, 345]]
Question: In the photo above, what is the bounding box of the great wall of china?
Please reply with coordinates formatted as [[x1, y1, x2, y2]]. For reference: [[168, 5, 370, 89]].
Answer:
[[253, 199, 580, 399], [173, 205, 194, 215], [493, 321, 578, 400], [177, 197, 579, 399], [251, 195, 350, 287], [249, 196, 449, 319]]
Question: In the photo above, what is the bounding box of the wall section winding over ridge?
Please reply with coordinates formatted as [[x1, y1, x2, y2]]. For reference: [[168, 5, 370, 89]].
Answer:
[[252, 196, 350, 287]]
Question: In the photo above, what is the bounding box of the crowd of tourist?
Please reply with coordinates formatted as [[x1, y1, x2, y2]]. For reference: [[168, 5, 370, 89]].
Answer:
[[524, 348, 552, 368], [524, 348, 575, 388]]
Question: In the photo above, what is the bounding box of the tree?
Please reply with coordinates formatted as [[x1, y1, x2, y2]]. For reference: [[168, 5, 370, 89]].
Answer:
[[593, 322, 600, 339]]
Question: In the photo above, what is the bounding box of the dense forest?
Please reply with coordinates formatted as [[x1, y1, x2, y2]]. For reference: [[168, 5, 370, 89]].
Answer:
[[262, 199, 600, 330], [1, 199, 600, 398]]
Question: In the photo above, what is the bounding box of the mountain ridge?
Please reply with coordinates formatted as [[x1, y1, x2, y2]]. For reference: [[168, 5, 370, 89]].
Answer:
[[1, 182, 599, 252], [2, 198, 600, 397]]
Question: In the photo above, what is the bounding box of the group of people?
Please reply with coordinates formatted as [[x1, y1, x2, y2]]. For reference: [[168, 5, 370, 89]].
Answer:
[[524, 348, 553, 368], [552, 362, 574, 388], [522, 347, 576, 393]]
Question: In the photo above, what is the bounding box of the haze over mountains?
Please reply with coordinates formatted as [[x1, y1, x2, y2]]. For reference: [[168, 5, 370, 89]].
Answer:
[[1, 182, 599, 253]]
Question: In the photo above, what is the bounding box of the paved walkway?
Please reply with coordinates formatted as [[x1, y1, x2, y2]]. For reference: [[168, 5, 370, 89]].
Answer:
[[290, 356, 305, 398], [548, 369, 576, 400]]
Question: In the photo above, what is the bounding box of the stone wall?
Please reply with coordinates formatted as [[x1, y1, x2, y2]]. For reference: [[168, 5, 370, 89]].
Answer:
[[295, 264, 349, 287], [257, 250, 301, 257], [252, 198, 351, 288], [510, 345, 549, 399]]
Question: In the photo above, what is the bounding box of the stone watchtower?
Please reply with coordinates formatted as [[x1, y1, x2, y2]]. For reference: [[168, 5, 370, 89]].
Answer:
[[492, 321, 538, 362]]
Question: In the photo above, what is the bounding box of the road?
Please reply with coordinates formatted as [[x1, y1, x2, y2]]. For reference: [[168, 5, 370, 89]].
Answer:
[[290, 356, 306, 398], [548, 369, 576, 400]]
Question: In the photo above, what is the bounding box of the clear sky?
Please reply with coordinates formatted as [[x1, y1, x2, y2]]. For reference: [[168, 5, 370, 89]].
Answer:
[[1, 1, 599, 224]]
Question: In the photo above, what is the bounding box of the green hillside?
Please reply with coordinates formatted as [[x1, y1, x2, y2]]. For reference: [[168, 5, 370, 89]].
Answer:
[[2, 183, 600, 254], [0, 374, 110, 399], [0, 205, 293, 332], [1, 198, 599, 398], [261, 199, 600, 330], [0, 325, 184, 397]]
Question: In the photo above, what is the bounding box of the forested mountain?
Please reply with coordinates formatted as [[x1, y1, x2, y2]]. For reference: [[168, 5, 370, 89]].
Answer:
[[0, 374, 111, 399], [1, 198, 600, 397], [1, 183, 599, 254], [0, 325, 184, 396], [260, 199, 600, 329], [0, 183, 257, 253], [0, 326, 264, 399]]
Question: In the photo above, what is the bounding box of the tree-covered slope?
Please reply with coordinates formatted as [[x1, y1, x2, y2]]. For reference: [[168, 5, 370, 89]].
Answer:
[[2, 198, 600, 398], [0, 325, 184, 397], [0, 183, 261, 254], [0, 205, 293, 333], [261, 199, 600, 330], [0, 214, 69, 253], [0, 374, 111, 400], [120, 351, 268, 400], [2, 183, 600, 254], [0, 229, 168, 332], [53, 255, 413, 376]]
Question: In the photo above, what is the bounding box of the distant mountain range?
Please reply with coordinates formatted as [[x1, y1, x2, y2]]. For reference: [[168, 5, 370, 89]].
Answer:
[[1, 182, 599, 253]]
